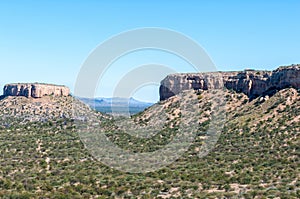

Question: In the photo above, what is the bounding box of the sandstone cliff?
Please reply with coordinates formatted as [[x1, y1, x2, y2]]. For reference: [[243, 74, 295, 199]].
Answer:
[[3, 83, 70, 98], [160, 65, 300, 100]]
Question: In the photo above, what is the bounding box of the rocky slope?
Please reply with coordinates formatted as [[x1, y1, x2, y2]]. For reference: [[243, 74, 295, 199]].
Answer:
[[0, 86, 298, 198], [125, 87, 299, 198], [3, 83, 70, 98], [0, 67, 299, 198], [160, 64, 300, 100], [0, 88, 107, 128]]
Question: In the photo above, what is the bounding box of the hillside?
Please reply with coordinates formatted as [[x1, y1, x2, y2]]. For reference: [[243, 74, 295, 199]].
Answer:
[[0, 95, 105, 127], [0, 87, 299, 198]]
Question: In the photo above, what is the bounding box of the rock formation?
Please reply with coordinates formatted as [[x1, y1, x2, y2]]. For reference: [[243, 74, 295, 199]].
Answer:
[[160, 65, 300, 100], [3, 83, 70, 98]]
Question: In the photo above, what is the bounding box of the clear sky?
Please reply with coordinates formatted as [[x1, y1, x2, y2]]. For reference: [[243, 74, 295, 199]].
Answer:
[[0, 0, 299, 102]]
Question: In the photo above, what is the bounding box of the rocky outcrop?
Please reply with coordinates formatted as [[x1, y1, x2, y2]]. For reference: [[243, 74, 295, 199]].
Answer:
[[160, 65, 300, 100], [3, 83, 70, 98]]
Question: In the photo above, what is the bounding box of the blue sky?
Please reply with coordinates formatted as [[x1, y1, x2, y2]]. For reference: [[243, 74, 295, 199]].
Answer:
[[0, 0, 299, 102]]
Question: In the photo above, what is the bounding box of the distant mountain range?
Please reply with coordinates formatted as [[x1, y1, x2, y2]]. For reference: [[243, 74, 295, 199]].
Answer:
[[77, 97, 154, 115]]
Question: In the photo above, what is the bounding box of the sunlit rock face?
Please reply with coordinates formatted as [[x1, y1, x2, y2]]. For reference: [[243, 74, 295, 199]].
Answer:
[[159, 65, 300, 101], [3, 83, 70, 98]]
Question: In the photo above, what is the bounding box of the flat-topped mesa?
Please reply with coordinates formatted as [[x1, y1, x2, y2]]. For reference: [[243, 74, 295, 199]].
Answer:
[[3, 83, 70, 98], [159, 64, 300, 101]]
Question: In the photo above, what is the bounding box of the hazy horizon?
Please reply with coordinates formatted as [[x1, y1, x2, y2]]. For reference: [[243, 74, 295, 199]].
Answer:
[[1, 1, 299, 102], [0, 63, 299, 103]]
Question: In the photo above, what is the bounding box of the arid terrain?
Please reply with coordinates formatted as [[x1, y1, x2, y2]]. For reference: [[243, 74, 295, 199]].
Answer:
[[0, 65, 299, 198]]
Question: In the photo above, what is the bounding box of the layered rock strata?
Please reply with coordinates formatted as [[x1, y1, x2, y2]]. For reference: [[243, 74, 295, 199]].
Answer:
[[3, 83, 70, 98], [160, 65, 300, 100]]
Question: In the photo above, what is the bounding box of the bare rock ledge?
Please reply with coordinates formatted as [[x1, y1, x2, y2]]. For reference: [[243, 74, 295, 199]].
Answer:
[[159, 65, 300, 101], [3, 83, 70, 98]]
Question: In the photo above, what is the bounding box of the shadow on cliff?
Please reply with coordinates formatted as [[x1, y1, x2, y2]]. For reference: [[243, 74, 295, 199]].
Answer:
[[0, 95, 6, 100]]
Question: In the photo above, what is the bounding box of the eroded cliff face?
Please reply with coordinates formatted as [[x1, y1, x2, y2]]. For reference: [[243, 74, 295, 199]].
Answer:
[[159, 65, 300, 101], [3, 83, 70, 98]]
